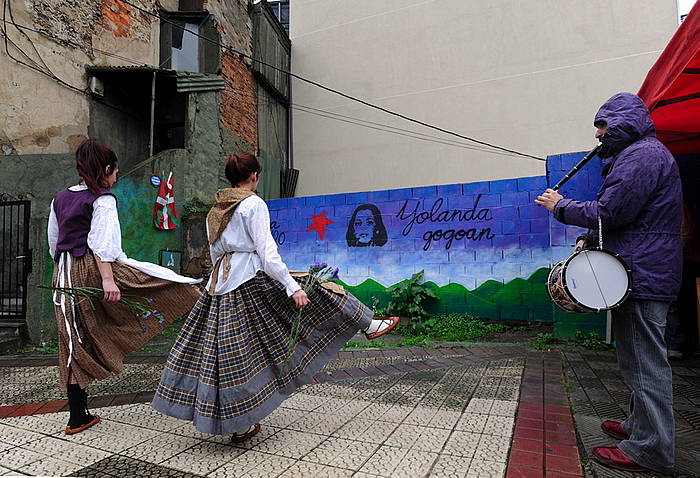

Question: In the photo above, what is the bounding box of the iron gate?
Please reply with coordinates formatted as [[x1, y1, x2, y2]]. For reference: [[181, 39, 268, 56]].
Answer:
[[0, 196, 31, 325]]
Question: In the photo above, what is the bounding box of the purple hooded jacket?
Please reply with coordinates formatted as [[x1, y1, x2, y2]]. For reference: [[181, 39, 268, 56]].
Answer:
[[553, 93, 682, 301]]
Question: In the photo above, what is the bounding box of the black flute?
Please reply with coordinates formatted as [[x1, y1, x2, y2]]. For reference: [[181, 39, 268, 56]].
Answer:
[[551, 144, 602, 191]]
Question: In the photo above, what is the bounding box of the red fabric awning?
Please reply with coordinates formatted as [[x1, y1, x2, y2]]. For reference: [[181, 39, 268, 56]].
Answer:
[[638, 1, 700, 154]]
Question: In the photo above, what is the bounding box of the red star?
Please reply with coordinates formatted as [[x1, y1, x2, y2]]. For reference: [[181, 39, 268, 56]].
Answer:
[[306, 211, 334, 240]]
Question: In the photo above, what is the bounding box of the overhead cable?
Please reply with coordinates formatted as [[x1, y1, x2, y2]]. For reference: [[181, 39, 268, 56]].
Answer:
[[117, 0, 546, 162]]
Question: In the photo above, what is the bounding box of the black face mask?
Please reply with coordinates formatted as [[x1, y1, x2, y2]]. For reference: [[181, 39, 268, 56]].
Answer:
[[596, 131, 621, 159], [597, 143, 617, 159]]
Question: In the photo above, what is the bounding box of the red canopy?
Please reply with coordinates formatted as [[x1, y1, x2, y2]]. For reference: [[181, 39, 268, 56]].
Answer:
[[638, 1, 700, 154]]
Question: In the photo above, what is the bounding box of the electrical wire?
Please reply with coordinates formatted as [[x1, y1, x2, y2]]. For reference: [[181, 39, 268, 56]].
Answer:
[[2, 0, 87, 95], [117, 0, 546, 162], [6, 20, 151, 66], [229, 85, 530, 158], [5, 4, 546, 162], [217, 82, 533, 158], [290, 103, 527, 158], [2, 12, 153, 120]]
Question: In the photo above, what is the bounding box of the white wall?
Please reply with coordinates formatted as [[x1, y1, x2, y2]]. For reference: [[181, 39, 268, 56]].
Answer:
[[290, 0, 678, 196]]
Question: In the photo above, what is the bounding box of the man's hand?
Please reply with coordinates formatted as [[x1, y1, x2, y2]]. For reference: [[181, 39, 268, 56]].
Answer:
[[292, 290, 310, 308], [535, 188, 564, 212], [574, 239, 586, 253]]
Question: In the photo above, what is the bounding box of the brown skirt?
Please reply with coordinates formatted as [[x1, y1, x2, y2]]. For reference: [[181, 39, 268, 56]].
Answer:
[[53, 251, 201, 389]]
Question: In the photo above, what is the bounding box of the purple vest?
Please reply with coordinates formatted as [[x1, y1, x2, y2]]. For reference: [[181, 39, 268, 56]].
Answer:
[[53, 188, 115, 258]]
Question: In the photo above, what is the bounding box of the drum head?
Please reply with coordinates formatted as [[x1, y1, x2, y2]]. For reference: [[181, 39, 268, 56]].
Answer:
[[564, 250, 629, 310]]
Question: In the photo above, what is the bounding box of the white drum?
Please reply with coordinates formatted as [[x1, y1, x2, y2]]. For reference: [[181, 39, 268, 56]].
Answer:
[[547, 249, 632, 314]]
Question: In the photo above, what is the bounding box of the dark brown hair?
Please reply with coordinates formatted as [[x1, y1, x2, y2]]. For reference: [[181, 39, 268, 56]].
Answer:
[[75, 139, 118, 193], [225, 153, 262, 187]]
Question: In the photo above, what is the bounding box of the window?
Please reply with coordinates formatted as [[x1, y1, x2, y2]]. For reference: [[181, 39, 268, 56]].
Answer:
[[159, 12, 220, 74], [171, 23, 200, 72], [267, 1, 289, 32]]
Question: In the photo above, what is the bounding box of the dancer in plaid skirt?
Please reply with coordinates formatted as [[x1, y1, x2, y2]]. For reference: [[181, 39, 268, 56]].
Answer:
[[152, 153, 398, 441], [48, 139, 201, 435]]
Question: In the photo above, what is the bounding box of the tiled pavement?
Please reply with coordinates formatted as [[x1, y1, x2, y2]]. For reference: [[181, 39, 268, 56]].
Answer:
[[0, 346, 698, 477], [564, 351, 700, 478]]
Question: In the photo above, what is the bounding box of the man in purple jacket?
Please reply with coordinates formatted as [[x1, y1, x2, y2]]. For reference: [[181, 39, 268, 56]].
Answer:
[[536, 92, 682, 474]]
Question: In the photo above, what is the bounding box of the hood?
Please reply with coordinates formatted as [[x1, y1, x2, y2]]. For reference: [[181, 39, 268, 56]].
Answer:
[[594, 93, 655, 157], [206, 188, 255, 245]]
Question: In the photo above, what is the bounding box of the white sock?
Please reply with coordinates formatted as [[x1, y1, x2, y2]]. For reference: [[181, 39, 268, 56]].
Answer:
[[233, 424, 256, 436], [364, 318, 392, 336]]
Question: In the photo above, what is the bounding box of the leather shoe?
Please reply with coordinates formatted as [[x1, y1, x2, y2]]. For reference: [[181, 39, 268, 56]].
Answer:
[[231, 423, 261, 443], [592, 446, 650, 473], [601, 420, 629, 440]]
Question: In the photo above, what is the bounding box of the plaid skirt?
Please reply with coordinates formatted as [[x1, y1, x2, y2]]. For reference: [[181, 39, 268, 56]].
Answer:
[[152, 271, 372, 435], [53, 252, 201, 389]]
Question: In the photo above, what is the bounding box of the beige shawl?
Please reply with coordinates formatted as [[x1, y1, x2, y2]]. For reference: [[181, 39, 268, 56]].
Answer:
[[206, 188, 255, 245]]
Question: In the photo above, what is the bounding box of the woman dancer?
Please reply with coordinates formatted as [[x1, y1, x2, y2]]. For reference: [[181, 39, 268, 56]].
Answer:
[[48, 139, 201, 435], [153, 153, 397, 441]]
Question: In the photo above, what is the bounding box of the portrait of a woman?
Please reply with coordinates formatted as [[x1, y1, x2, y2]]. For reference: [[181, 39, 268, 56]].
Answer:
[[346, 204, 388, 247]]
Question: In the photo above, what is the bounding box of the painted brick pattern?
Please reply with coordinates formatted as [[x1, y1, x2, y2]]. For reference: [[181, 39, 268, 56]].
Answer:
[[546, 151, 604, 262], [546, 152, 607, 336], [268, 175, 555, 323], [267, 151, 606, 333], [270, 178, 549, 282]]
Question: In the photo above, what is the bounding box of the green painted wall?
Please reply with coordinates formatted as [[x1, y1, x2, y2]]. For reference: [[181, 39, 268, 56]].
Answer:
[[0, 153, 76, 343]]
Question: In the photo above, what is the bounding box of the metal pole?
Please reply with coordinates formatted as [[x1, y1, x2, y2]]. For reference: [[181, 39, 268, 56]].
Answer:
[[1, 205, 5, 319], [149, 71, 157, 157], [287, 71, 293, 171]]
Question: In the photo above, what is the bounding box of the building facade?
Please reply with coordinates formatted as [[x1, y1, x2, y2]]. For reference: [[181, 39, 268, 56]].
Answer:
[[0, 0, 290, 346], [289, 0, 680, 196]]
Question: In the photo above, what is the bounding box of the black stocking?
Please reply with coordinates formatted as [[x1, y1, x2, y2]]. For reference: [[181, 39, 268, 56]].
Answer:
[[67, 384, 90, 428]]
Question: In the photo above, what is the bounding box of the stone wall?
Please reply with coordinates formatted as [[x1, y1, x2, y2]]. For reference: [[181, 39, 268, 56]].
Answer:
[[1, 0, 158, 157]]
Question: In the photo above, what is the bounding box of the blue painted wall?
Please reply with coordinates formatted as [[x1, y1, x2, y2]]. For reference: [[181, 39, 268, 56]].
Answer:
[[266, 151, 607, 336]]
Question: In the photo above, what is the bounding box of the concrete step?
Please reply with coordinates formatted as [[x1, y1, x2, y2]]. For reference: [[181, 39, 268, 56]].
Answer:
[[0, 337, 22, 355], [0, 322, 25, 338]]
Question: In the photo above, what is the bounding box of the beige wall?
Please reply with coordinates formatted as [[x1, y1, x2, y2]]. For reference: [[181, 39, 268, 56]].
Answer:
[[290, 0, 679, 196]]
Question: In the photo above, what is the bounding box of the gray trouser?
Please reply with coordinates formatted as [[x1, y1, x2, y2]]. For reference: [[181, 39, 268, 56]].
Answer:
[[612, 299, 674, 474], [665, 301, 684, 351]]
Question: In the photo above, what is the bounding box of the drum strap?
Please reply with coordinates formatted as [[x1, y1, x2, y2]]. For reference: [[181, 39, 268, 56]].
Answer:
[[598, 216, 603, 250]]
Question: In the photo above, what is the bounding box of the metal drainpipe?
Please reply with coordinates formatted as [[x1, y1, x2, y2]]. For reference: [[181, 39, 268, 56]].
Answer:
[[148, 71, 157, 157], [287, 70, 293, 171]]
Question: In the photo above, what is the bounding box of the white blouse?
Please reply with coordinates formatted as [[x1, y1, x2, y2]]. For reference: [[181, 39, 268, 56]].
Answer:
[[206, 194, 300, 297], [48, 185, 200, 285]]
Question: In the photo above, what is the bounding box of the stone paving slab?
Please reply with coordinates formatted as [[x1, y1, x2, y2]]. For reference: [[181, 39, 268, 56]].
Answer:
[[564, 351, 700, 478], [0, 357, 526, 477], [14, 345, 699, 477], [0, 347, 521, 408]]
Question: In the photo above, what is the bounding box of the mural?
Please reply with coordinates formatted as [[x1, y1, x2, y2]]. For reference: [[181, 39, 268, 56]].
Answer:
[[266, 152, 607, 336], [113, 176, 182, 264], [109, 150, 607, 336], [347, 204, 388, 247]]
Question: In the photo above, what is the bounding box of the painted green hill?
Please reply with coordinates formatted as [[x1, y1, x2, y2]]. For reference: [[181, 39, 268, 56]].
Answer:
[[472, 280, 506, 298], [339, 268, 554, 321]]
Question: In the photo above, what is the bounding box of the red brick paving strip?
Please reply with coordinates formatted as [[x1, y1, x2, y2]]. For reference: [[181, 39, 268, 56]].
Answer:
[[507, 353, 583, 478]]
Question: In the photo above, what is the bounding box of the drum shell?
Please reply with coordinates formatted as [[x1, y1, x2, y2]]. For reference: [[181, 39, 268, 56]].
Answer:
[[547, 249, 632, 314]]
